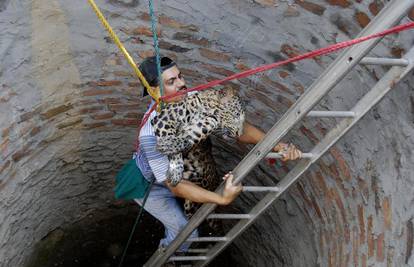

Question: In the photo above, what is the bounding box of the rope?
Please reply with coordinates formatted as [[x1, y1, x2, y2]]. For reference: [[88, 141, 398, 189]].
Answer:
[[137, 21, 414, 128], [137, 0, 165, 129], [148, 0, 164, 103], [86, 3, 166, 266], [87, 0, 414, 128], [86, 5, 414, 264], [118, 1, 163, 266], [160, 21, 414, 102], [117, 177, 155, 267], [87, 0, 163, 149], [87, 0, 161, 102], [134, 1, 164, 148]]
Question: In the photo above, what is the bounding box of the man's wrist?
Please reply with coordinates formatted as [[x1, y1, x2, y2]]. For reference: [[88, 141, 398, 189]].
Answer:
[[218, 195, 230, 205]]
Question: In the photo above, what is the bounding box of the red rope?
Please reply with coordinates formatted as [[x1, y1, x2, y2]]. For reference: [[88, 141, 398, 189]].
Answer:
[[162, 21, 414, 101], [137, 21, 414, 144], [134, 102, 158, 151]]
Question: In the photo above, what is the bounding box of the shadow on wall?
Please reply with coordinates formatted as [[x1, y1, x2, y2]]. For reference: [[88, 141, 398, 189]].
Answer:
[[26, 204, 163, 267]]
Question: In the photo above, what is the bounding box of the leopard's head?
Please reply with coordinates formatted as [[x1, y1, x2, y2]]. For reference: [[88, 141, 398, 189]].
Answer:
[[214, 86, 245, 140]]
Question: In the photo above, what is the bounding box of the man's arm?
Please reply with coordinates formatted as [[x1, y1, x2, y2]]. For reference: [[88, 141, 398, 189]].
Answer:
[[237, 122, 266, 145], [166, 173, 241, 205], [237, 122, 302, 161]]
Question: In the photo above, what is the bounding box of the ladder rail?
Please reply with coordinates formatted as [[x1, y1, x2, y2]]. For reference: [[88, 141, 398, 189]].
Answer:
[[144, 1, 414, 265], [197, 47, 414, 267], [230, 0, 413, 187], [197, 159, 313, 267]]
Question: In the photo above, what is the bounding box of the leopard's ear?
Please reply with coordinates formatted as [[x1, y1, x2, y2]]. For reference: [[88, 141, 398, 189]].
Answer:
[[200, 88, 217, 100], [219, 85, 237, 103], [214, 87, 225, 97]]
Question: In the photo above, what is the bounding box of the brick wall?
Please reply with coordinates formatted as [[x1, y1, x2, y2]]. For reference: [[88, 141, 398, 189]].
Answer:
[[0, 0, 414, 266]]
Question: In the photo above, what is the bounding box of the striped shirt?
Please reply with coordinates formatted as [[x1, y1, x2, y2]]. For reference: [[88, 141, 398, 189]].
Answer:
[[135, 102, 169, 183]]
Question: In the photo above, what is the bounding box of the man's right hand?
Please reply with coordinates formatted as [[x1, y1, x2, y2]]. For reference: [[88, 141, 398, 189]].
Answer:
[[221, 172, 242, 205], [274, 142, 302, 161]]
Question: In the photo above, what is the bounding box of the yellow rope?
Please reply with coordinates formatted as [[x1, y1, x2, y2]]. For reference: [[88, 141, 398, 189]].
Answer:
[[87, 0, 160, 102]]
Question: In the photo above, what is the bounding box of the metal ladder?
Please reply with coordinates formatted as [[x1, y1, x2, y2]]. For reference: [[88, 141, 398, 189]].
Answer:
[[144, 1, 414, 266]]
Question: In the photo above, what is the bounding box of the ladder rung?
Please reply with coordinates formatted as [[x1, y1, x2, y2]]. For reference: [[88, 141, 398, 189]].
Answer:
[[186, 237, 228, 242], [242, 186, 280, 192], [266, 152, 313, 159], [140, 1, 414, 266], [360, 57, 409, 66], [187, 248, 210, 253], [307, 111, 355, 118], [207, 213, 252, 219], [169, 255, 209, 261]]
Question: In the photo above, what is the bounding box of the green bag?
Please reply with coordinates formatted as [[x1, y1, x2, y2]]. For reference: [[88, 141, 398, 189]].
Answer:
[[114, 159, 150, 200]]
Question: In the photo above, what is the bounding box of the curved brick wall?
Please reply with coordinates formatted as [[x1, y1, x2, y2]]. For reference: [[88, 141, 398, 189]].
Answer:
[[1, 0, 414, 266]]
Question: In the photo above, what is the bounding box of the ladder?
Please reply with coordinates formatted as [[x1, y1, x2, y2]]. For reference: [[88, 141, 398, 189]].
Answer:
[[144, 1, 414, 266]]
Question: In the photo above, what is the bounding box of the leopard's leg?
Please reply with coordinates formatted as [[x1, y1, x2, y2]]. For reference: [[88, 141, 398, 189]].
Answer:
[[182, 165, 204, 219], [156, 116, 219, 154], [180, 141, 224, 235], [195, 143, 224, 235]]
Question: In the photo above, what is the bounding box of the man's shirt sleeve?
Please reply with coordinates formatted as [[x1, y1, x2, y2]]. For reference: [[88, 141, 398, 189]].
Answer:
[[139, 135, 169, 183]]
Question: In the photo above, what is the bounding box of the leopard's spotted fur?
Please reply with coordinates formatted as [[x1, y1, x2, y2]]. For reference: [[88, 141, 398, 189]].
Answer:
[[151, 86, 245, 218]]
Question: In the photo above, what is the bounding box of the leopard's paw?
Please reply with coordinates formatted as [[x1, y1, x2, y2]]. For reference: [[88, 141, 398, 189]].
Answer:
[[166, 159, 184, 186]]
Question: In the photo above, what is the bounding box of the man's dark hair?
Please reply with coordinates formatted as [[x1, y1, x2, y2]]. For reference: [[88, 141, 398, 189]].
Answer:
[[138, 56, 176, 97]]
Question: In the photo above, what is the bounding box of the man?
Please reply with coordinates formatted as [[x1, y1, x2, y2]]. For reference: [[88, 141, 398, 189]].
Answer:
[[135, 56, 302, 252], [410, 7, 414, 21]]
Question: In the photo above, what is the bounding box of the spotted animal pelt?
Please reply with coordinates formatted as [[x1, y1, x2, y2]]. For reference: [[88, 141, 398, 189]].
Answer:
[[151, 86, 245, 185], [151, 86, 245, 217]]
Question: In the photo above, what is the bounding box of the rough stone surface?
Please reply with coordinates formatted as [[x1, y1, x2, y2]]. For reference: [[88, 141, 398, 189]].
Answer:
[[1, 1, 414, 267]]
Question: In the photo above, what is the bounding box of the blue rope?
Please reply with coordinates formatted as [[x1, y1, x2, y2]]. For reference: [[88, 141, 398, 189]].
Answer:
[[148, 0, 164, 100], [117, 2, 162, 267], [117, 178, 155, 267]]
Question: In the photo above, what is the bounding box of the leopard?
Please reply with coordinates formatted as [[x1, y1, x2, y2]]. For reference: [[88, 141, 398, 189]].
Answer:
[[151, 85, 245, 218]]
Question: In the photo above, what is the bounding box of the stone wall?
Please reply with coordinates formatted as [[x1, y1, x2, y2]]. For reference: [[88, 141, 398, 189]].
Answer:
[[1, 0, 414, 266]]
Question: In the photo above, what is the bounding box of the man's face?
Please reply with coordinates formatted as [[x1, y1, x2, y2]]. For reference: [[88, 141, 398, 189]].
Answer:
[[160, 66, 186, 102]]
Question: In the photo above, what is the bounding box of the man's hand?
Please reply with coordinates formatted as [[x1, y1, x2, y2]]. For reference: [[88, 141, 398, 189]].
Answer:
[[221, 172, 242, 205], [273, 142, 302, 161], [166, 173, 241, 206], [273, 142, 288, 153]]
